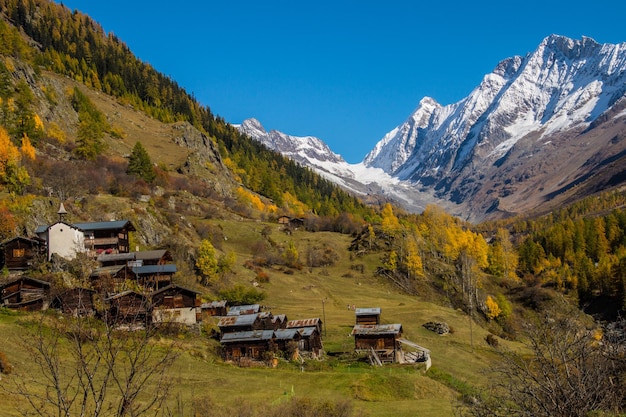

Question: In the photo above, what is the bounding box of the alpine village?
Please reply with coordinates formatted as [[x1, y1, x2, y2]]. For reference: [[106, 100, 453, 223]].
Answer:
[[0, 1, 626, 417]]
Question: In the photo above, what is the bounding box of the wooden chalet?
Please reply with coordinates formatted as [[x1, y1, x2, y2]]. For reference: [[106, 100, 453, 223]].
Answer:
[[355, 307, 381, 325], [352, 324, 403, 364], [50, 287, 96, 317], [90, 265, 137, 293], [131, 264, 176, 289], [200, 300, 228, 320], [151, 284, 202, 325], [0, 236, 44, 271], [1, 276, 50, 311], [297, 326, 323, 357], [277, 216, 304, 231], [289, 217, 305, 229], [220, 329, 275, 362], [273, 328, 302, 357], [75, 220, 136, 255], [103, 290, 150, 326]]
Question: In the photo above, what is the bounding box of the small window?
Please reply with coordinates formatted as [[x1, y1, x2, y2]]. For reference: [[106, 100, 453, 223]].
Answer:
[[13, 248, 25, 258], [163, 296, 175, 308]]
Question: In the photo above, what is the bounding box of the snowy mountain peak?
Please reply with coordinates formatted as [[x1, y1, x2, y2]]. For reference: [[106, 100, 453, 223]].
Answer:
[[238, 118, 267, 137], [235, 35, 626, 222], [235, 118, 346, 167]]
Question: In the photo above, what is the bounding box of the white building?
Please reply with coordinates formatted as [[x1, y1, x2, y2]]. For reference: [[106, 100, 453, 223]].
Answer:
[[36, 221, 85, 260]]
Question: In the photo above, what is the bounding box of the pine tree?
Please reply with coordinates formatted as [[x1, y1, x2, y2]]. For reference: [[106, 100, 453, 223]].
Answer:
[[126, 141, 155, 183]]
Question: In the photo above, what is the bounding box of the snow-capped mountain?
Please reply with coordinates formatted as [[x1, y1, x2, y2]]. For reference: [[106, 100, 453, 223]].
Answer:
[[237, 35, 626, 221], [234, 118, 422, 209], [236, 118, 346, 166]]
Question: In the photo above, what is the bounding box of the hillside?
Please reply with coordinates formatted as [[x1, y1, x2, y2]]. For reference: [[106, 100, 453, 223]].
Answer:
[[0, 219, 515, 417]]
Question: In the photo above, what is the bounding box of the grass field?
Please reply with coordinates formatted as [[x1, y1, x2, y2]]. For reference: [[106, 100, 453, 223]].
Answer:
[[0, 219, 517, 417]]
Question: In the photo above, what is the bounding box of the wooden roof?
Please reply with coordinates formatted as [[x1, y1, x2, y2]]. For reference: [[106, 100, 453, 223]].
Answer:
[[351, 324, 403, 336], [220, 329, 274, 343]]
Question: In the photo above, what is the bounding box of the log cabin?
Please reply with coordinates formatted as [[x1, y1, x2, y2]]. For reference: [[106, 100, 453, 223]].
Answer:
[[1, 276, 50, 311]]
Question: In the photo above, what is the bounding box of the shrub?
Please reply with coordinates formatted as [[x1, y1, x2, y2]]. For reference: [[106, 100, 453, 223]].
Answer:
[[0, 350, 12, 374], [256, 270, 270, 283], [485, 334, 499, 347]]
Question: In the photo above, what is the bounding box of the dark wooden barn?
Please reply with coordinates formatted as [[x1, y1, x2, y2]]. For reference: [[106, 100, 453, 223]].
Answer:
[[271, 314, 288, 330], [1, 276, 50, 311], [273, 328, 302, 358], [352, 323, 403, 364], [220, 329, 275, 362], [50, 287, 96, 317], [131, 264, 176, 289], [200, 300, 228, 320], [297, 326, 323, 357], [1, 236, 44, 271], [355, 307, 381, 325], [103, 291, 150, 326], [90, 265, 137, 293]]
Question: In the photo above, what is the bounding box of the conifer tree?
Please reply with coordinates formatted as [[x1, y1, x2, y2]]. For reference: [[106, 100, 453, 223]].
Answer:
[[126, 141, 155, 183]]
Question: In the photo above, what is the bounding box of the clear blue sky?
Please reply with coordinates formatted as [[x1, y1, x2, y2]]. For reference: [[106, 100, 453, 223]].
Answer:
[[57, 0, 626, 163]]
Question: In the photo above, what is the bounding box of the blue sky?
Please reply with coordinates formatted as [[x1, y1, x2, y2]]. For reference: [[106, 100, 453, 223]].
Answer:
[[57, 1, 626, 163]]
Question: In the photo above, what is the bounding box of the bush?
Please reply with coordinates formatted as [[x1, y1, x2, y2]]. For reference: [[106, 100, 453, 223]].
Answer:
[[218, 284, 266, 306], [485, 334, 499, 347], [0, 350, 12, 374]]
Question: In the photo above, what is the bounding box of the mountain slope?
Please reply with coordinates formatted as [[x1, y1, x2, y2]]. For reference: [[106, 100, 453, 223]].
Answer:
[[240, 35, 626, 222], [366, 35, 626, 220]]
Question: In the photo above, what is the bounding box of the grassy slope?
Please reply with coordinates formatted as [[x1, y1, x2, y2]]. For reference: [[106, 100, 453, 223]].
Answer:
[[0, 218, 516, 417]]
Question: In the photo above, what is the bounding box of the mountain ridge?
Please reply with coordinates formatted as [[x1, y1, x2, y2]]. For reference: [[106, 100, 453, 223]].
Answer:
[[237, 34, 626, 222]]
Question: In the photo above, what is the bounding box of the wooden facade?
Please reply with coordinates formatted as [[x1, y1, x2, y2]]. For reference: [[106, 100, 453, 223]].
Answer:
[[51, 287, 96, 316], [76, 220, 136, 255], [151, 284, 200, 309], [352, 324, 403, 364], [355, 307, 381, 325], [131, 264, 176, 289], [103, 291, 150, 325], [200, 300, 228, 320], [274, 328, 302, 357], [90, 265, 137, 293], [220, 330, 275, 362], [1, 237, 44, 271], [1, 276, 50, 311], [297, 327, 323, 357]]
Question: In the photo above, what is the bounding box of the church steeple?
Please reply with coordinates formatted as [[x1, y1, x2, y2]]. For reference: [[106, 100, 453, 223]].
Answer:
[[57, 202, 67, 222]]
